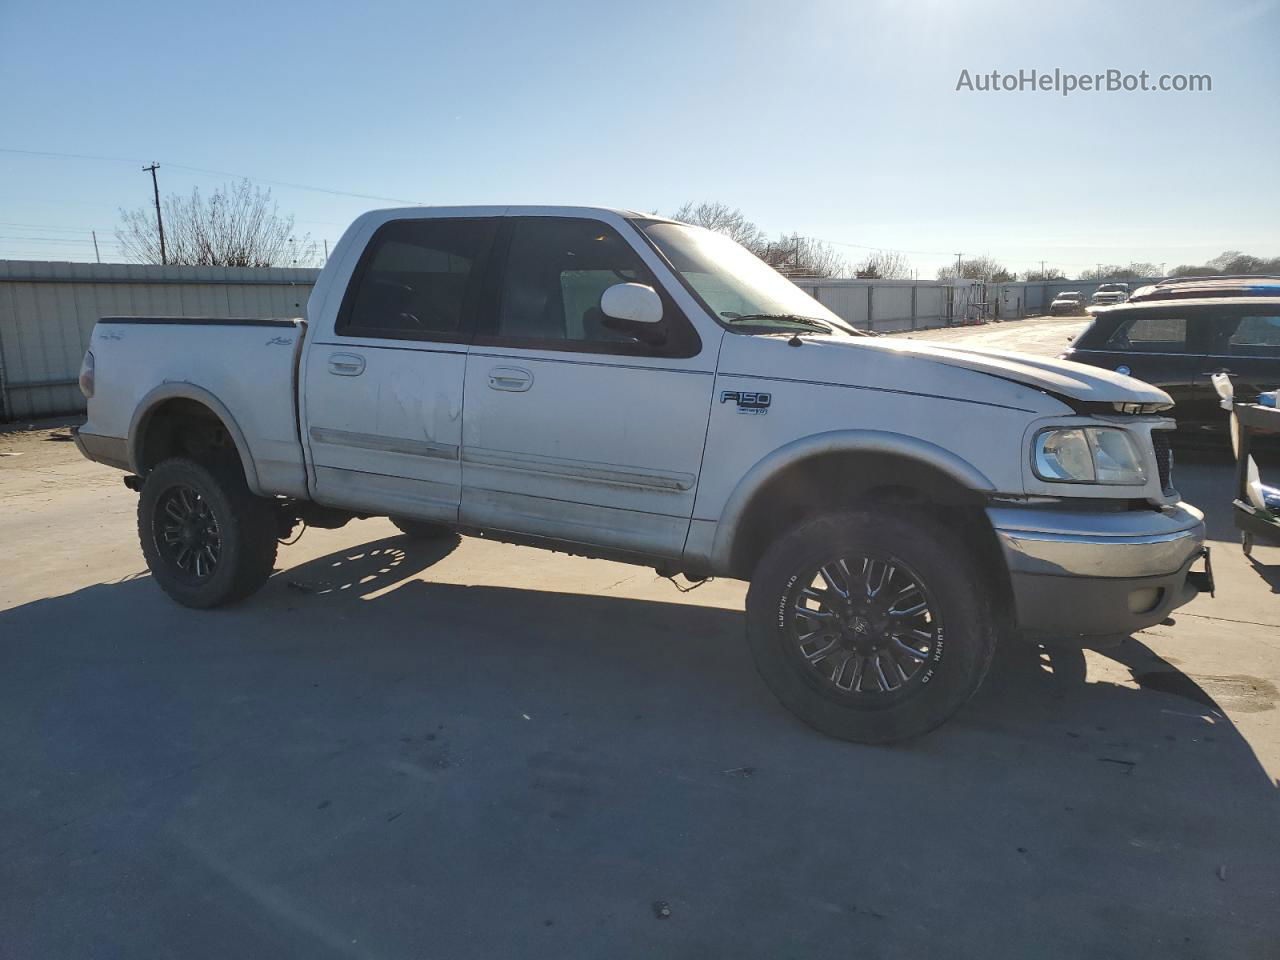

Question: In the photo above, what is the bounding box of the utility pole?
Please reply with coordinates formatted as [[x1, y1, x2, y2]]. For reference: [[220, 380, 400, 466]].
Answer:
[[143, 163, 166, 265], [91, 231, 101, 264], [1039, 260, 1045, 278], [954, 253, 963, 280], [323, 239, 329, 264]]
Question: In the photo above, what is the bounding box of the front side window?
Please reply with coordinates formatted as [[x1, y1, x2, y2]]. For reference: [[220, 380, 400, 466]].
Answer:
[[1106, 315, 1186, 352], [338, 218, 497, 340], [483, 218, 697, 356]]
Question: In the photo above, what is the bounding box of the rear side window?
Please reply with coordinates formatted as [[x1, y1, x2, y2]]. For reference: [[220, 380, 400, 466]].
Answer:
[[1106, 315, 1186, 352], [1228, 315, 1280, 356], [337, 218, 497, 341]]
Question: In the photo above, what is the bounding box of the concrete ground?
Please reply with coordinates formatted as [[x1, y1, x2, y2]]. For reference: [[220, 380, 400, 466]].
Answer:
[[2, 316, 1278, 958]]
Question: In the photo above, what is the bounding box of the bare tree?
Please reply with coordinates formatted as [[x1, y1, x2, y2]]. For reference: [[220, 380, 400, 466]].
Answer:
[[1023, 267, 1065, 281], [758, 233, 848, 278], [1079, 263, 1160, 281], [669, 201, 766, 251], [937, 255, 1013, 283], [117, 179, 317, 267], [667, 201, 849, 276], [1167, 251, 1280, 276], [854, 250, 913, 280], [1207, 250, 1280, 274]]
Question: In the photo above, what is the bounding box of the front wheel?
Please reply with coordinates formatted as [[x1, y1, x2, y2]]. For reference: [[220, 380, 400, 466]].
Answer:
[[137, 458, 278, 608], [745, 510, 996, 744]]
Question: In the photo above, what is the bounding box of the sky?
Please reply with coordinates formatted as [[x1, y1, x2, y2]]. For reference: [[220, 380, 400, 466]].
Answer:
[[0, 0, 1276, 279]]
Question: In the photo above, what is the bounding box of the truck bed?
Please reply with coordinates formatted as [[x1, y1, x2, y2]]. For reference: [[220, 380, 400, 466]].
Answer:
[[77, 317, 309, 498]]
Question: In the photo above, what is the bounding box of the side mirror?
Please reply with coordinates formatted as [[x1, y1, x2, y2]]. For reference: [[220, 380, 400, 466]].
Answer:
[[601, 283, 663, 325]]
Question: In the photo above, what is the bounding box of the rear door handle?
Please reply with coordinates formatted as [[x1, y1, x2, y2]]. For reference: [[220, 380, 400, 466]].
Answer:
[[328, 353, 365, 376], [488, 366, 533, 392]]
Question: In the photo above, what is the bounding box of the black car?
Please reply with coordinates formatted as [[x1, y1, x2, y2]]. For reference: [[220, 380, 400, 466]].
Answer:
[[1063, 296, 1280, 440], [1128, 276, 1280, 303]]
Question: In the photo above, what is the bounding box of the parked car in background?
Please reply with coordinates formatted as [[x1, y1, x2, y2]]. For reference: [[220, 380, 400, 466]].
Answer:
[[1128, 276, 1280, 303], [1049, 291, 1087, 315], [1091, 282, 1131, 305], [1063, 296, 1280, 441]]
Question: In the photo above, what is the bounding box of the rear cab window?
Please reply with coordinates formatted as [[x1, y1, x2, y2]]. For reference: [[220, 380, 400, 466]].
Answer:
[[336, 218, 498, 342]]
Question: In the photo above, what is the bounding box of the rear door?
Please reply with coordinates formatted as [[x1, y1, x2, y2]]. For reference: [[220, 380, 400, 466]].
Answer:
[[302, 217, 498, 521], [1219, 310, 1280, 401], [459, 216, 715, 559]]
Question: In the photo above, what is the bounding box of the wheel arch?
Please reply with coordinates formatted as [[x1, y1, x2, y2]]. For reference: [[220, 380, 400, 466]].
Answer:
[[127, 383, 263, 494], [710, 430, 999, 579]]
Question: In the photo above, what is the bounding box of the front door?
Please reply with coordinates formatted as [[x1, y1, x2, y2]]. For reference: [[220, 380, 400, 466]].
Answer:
[[303, 217, 498, 521], [460, 216, 717, 559]]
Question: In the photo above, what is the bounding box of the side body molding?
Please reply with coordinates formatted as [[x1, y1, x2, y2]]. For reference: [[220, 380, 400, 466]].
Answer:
[[702, 429, 997, 572], [127, 382, 264, 494]]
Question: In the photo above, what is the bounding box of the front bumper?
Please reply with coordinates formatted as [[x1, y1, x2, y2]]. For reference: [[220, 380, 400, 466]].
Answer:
[[989, 501, 1209, 641]]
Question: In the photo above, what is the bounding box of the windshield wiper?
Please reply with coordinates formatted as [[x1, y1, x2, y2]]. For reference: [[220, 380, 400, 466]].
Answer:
[[720, 313, 834, 333]]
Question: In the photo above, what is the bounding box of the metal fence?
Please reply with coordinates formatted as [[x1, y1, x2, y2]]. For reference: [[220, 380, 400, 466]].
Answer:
[[790, 279, 956, 332], [988, 278, 1162, 319], [0, 260, 319, 421]]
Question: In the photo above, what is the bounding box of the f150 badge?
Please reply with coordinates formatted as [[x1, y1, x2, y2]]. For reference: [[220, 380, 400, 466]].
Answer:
[[721, 390, 771, 415]]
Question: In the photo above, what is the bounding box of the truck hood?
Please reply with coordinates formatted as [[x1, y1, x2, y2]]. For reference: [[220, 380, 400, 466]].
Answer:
[[867, 337, 1172, 406], [724, 333, 1172, 408]]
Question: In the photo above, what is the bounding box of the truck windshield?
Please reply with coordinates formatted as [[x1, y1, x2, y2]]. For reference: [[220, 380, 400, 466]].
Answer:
[[634, 220, 863, 336]]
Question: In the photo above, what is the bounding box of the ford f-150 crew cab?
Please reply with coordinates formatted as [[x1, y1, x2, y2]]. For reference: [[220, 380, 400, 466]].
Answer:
[[73, 205, 1213, 742]]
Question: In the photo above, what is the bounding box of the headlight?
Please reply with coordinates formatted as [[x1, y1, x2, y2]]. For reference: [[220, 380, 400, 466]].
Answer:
[[1033, 427, 1146, 485]]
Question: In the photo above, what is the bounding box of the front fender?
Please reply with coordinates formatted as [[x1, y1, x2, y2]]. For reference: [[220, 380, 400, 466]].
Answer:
[[127, 382, 263, 495], [706, 429, 995, 572]]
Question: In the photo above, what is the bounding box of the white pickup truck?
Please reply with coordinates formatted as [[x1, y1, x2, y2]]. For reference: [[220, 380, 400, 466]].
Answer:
[[74, 205, 1212, 742]]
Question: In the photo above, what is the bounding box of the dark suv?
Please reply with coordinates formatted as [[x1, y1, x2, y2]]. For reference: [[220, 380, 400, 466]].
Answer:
[[1128, 276, 1280, 303], [1064, 296, 1280, 440]]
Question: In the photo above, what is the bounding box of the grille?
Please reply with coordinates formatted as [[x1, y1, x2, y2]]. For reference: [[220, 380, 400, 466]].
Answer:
[[1151, 430, 1173, 493]]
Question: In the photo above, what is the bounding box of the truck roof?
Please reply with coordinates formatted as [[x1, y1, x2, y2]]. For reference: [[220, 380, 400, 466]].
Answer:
[[362, 204, 671, 221]]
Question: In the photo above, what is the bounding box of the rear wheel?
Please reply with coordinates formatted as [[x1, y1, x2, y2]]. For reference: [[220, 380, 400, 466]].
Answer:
[[137, 457, 278, 608], [745, 510, 996, 744], [390, 516, 453, 540]]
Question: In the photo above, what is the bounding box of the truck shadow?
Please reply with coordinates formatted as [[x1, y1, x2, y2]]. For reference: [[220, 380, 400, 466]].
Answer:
[[3, 532, 1278, 956]]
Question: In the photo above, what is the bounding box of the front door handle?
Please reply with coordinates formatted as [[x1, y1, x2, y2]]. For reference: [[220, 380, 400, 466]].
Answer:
[[488, 366, 533, 392], [328, 353, 366, 377]]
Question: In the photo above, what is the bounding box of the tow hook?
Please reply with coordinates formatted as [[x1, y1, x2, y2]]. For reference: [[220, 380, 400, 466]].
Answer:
[[1186, 546, 1215, 598]]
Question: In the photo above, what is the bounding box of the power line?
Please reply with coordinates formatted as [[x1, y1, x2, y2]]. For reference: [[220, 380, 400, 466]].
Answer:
[[0, 146, 424, 205]]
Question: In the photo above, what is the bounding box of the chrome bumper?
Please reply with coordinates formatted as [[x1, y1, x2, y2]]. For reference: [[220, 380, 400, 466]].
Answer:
[[988, 502, 1208, 640]]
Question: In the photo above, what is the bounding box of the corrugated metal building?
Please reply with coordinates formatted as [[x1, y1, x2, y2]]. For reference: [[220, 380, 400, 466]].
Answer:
[[0, 260, 319, 421]]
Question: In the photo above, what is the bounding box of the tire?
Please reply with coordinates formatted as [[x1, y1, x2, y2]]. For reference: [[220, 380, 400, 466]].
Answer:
[[137, 457, 278, 609], [390, 516, 453, 540], [745, 510, 997, 744]]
